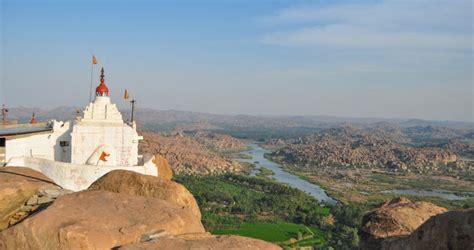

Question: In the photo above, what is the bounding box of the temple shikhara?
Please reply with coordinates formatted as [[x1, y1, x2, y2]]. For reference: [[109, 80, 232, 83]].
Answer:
[[0, 68, 158, 190]]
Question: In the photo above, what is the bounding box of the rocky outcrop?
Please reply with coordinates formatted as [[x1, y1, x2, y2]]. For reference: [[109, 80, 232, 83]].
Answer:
[[88, 170, 201, 218], [381, 209, 474, 250], [139, 132, 242, 174], [360, 197, 448, 249], [119, 233, 281, 250], [0, 169, 282, 249], [192, 131, 247, 153], [0, 167, 62, 230], [153, 154, 173, 180], [0, 190, 206, 249], [271, 131, 461, 174]]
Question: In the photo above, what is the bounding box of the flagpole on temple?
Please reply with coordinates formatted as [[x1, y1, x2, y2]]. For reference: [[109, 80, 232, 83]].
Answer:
[[89, 55, 97, 103], [89, 63, 93, 103], [130, 99, 136, 123]]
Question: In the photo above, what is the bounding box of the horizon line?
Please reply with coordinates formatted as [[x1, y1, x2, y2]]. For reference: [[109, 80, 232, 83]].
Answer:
[[6, 105, 474, 124]]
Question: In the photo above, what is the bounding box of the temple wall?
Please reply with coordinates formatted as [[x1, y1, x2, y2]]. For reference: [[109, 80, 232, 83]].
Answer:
[[6, 156, 158, 191], [71, 96, 141, 167], [70, 123, 141, 166], [6, 133, 55, 161], [5, 121, 71, 163]]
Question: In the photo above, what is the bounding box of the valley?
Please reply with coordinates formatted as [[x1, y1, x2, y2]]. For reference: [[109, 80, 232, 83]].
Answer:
[[2, 2, 472, 248], [263, 124, 474, 210], [134, 115, 472, 249], [5, 108, 474, 249]]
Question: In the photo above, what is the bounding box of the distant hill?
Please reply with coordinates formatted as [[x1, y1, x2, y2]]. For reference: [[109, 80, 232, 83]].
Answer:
[[6, 106, 474, 132]]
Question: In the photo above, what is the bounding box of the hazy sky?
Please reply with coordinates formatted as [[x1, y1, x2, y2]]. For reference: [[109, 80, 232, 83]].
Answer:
[[1, 0, 473, 121]]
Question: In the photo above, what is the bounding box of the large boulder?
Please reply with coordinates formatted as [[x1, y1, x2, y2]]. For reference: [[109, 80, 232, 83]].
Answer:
[[153, 154, 173, 180], [88, 170, 201, 219], [360, 197, 447, 249], [119, 233, 281, 250], [381, 209, 474, 250], [0, 190, 205, 249], [0, 167, 58, 230]]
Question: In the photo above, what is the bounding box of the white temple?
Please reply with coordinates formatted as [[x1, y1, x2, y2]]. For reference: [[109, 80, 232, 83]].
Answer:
[[0, 68, 158, 190], [71, 68, 142, 167]]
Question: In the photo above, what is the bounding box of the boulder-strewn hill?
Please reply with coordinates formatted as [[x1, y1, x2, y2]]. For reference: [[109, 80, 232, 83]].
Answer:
[[139, 132, 243, 174], [191, 131, 247, 153], [269, 125, 471, 175], [0, 168, 281, 249]]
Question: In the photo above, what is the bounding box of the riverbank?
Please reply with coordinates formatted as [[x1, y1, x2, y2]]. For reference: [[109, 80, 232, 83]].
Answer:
[[272, 159, 474, 210], [234, 144, 337, 205]]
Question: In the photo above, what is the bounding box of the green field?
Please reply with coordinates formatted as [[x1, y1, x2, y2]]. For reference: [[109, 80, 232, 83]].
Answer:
[[213, 222, 326, 247], [175, 174, 360, 249]]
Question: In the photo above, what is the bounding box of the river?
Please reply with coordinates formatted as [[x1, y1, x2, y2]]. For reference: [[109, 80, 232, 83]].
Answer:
[[382, 189, 469, 201], [236, 144, 337, 205]]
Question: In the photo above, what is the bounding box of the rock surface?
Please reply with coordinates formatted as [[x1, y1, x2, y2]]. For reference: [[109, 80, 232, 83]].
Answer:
[[0, 167, 59, 230], [153, 154, 173, 180], [139, 132, 243, 174], [119, 233, 281, 250], [270, 125, 461, 174], [192, 131, 247, 153], [381, 208, 474, 250], [0, 190, 205, 249], [360, 197, 448, 249], [88, 170, 201, 219]]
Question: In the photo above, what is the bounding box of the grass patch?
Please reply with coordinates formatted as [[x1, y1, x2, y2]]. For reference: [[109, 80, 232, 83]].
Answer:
[[256, 167, 275, 178], [213, 222, 326, 246], [175, 173, 360, 249]]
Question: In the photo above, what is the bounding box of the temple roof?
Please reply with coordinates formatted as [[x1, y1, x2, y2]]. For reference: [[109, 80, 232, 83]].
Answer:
[[95, 67, 109, 96], [0, 123, 52, 137]]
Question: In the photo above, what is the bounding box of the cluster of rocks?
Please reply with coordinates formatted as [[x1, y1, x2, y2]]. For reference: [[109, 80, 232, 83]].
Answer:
[[9, 187, 73, 227], [270, 126, 462, 174], [140, 132, 243, 174], [402, 125, 467, 139], [360, 197, 473, 250], [0, 167, 280, 249], [192, 131, 247, 153], [0, 167, 65, 230]]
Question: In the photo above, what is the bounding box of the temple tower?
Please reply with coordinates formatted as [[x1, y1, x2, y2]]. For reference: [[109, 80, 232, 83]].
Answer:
[[70, 68, 142, 166]]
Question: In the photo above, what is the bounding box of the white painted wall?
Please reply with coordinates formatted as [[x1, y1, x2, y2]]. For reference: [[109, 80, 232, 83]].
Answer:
[[5, 121, 72, 163], [6, 156, 158, 191], [70, 122, 141, 166], [70, 97, 142, 166]]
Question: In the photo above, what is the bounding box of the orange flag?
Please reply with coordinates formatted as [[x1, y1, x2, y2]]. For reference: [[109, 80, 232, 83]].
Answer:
[[124, 89, 129, 100], [99, 151, 110, 162], [92, 55, 97, 65]]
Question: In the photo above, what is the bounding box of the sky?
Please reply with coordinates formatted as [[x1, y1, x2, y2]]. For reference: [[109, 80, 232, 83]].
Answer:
[[0, 0, 473, 121]]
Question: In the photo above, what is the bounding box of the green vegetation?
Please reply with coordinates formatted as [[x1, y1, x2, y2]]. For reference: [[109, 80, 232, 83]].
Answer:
[[174, 173, 330, 228], [234, 153, 252, 159], [214, 222, 326, 247], [174, 173, 362, 249], [283, 165, 474, 210], [366, 173, 474, 209], [256, 167, 275, 178], [238, 162, 256, 175]]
